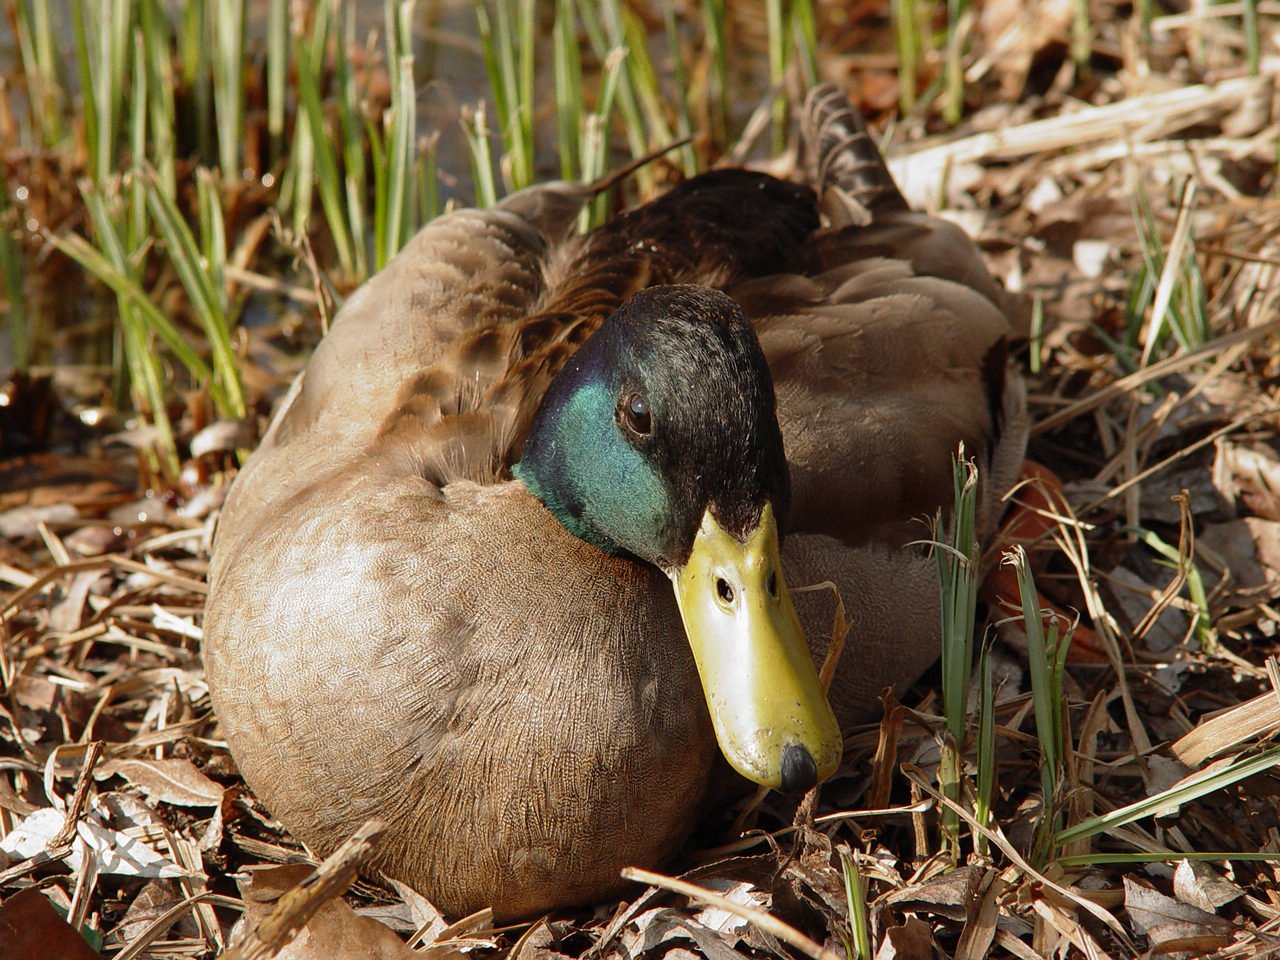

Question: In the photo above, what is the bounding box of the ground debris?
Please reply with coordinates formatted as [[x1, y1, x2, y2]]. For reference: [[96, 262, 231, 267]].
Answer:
[[4, 4, 1280, 958]]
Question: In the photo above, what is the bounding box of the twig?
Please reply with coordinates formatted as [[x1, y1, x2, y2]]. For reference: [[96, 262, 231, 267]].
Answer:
[[1031, 319, 1280, 436], [50, 741, 105, 850], [621, 867, 843, 960], [222, 819, 386, 960]]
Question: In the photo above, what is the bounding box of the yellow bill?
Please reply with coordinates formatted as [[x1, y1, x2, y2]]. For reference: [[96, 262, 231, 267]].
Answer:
[[670, 503, 842, 792]]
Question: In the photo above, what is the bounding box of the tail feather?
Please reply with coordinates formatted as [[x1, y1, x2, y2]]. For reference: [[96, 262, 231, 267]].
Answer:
[[801, 85, 908, 224]]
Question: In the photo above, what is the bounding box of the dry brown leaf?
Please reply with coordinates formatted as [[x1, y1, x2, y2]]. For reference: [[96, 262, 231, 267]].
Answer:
[[235, 863, 421, 960], [1171, 691, 1280, 766], [386, 877, 447, 943], [883, 865, 984, 921], [1100, 567, 1188, 654], [692, 880, 766, 938], [108, 878, 200, 948], [1173, 860, 1244, 915], [955, 870, 1001, 960], [1214, 442, 1280, 521], [873, 918, 933, 960], [0, 452, 137, 511], [979, 0, 1075, 99], [0, 805, 186, 879], [1199, 519, 1273, 591], [510, 920, 574, 960], [622, 908, 751, 960], [1123, 877, 1234, 950], [0, 888, 101, 960], [96, 758, 224, 808]]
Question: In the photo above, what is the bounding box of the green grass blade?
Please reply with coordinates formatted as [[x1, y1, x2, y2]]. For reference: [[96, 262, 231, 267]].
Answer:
[[418, 134, 440, 225], [1072, 0, 1091, 65], [463, 102, 498, 208], [196, 169, 228, 317], [1006, 544, 1074, 862], [766, 0, 787, 154], [553, 0, 582, 181], [181, 0, 212, 160], [975, 632, 996, 856], [1057, 747, 1280, 847], [0, 167, 29, 370], [792, 0, 818, 90], [891, 0, 919, 114], [1243, 0, 1260, 75], [210, 0, 246, 182], [128, 30, 149, 249], [840, 850, 872, 960], [943, 0, 968, 124], [1059, 851, 1280, 867], [383, 52, 417, 265], [599, 0, 664, 193], [294, 11, 361, 279], [933, 451, 979, 859], [663, 6, 698, 177], [475, 0, 534, 192], [143, 171, 244, 418], [579, 47, 626, 230], [267, 0, 288, 161], [1128, 524, 1214, 653], [139, 0, 177, 199], [335, 2, 367, 269], [16, 0, 66, 146], [70, 0, 98, 182], [701, 0, 728, 145]]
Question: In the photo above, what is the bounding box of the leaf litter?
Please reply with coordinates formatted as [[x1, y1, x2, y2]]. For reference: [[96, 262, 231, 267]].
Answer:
[[4, 4, 1280, 959]]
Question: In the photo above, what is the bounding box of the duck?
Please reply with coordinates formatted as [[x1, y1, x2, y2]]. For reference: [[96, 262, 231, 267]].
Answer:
[[202, 85, 1028, 921]]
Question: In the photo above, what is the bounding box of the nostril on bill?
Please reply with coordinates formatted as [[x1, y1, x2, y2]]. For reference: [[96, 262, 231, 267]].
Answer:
[[779, 741, 818, 795]]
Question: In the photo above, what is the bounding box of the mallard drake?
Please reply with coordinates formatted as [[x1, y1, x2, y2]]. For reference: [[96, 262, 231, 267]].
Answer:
[[203, 85, 1027, 920]]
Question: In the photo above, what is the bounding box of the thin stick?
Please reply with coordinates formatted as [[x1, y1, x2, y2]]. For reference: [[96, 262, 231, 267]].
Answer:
[[620, 867, 844, 960], [222, 819, 386, 960], [1032, 319, 1279, 435]]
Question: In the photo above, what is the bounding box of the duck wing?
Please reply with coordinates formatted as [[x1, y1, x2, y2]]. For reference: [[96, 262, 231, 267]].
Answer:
[[739, 85, 1027, 549]]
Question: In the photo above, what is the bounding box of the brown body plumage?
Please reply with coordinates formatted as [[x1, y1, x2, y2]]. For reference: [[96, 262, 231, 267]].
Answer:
[[203, 87, 1027, 920]]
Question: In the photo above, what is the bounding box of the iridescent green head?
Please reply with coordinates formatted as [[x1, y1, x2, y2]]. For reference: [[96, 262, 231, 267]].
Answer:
[[515, 284, 841, 794]]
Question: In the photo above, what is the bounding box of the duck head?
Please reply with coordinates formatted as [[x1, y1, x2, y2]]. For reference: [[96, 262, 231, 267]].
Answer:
[[515, 284, 842, 792]]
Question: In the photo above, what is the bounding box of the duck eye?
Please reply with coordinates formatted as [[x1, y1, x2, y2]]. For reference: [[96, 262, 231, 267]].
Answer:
[[623, 392, 652, 436]]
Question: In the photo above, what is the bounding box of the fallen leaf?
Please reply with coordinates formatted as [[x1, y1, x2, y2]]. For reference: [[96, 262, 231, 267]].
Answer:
[[1100, 567, 1188, 654], [1123, 877, 1233, 951], [96, 758, 224, 808], [387, 877, 447, 942], [77, 817, 188, 879], [874, 917, 933, 960], [0, 453, 136, 511], [629, 907, 752, 960], [693, 880, 766, 938], [235, 863, 422, 960], [1214, 442, 1280, 521], [510, 920, 574, 960], [1173, 860, 1243, 914], [0, 803, 188, 879], [0, 807, 67, 862], [108, 879, 200, 947], [189, 419, 256, 459], [0, 503, 79, 539], [885, 865, 985, 920], [1199, 520, 1272, 591], [0, 888, 100, 960]]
